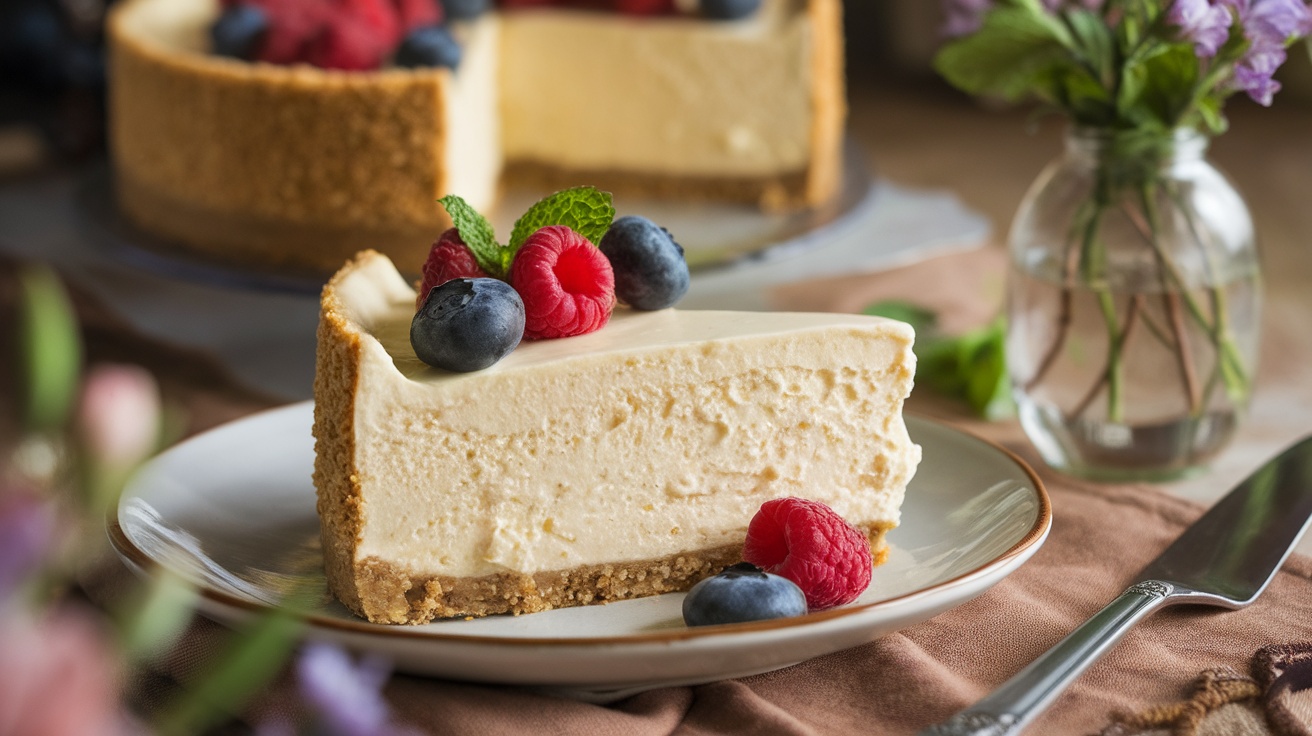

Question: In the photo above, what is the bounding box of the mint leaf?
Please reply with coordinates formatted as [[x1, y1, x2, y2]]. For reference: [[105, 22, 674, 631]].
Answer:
[[508, 187, 616, 252], [438, 195, 504, 277], [933, 6, 1074, 101]]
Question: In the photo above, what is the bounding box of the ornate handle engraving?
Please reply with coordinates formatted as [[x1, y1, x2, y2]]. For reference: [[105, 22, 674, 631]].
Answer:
[[1127, 580, 1173, 598], [920, 712, 1019, 736]]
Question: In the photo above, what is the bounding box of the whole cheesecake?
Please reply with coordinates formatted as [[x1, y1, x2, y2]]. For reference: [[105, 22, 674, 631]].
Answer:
[[313, 251, 920, 624], [108, 0, 845, 276]]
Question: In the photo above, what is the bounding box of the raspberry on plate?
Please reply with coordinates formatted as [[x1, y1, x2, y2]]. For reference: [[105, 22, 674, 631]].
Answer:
[[416, 228, 490, 309], [742, 497, 874, 610], [509, 225, 616, 340]]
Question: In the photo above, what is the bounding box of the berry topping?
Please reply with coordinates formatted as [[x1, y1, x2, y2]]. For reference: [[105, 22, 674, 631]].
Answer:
[[395, 25, 462, 69], [700, 0, 760, 20], [395, 0, 444, 31], [441, 0, 491, 20], [248, 0, 326, 65], [599, 215, 689, 310], [211, 5, 269, 60], [614, 0, 677, 14], [682, 562, 808, 627], [411, 278, 525, 372], [417, 228, 491, 309], [742, 498, 873, 610], [305, 14, 390, 70], [509, 225, 616, 340]]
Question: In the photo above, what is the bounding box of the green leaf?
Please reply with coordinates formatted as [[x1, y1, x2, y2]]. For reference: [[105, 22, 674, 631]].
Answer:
[[18, 265, 81, 431], [861, 300, 939, 335], [438, 195, 503, 277], [933, 6, 1075, 100], [155, 585, 317, 736], [1123, 43, 1200, 128], [118, 570, 198, 664], [508, 186, 616, 252]]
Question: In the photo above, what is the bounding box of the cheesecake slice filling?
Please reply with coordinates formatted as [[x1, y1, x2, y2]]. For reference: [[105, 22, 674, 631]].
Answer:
[[313, 251, 920, 624]]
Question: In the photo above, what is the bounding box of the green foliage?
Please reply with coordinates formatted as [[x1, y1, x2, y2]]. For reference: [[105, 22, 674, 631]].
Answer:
[[933, 0, 1254, 135], [17, 265, 82, 432]]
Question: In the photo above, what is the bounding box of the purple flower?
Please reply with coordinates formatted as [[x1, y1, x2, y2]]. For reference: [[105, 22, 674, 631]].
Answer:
[[1168, 0, 1234, 56], [1238, 0, 1312, 43], [1233, 43, 1287, 104], [295, 642, 398, 736], [1219, 0, 1312, 105], [942, 0, 993, 38], [0, 492, 56, 602]]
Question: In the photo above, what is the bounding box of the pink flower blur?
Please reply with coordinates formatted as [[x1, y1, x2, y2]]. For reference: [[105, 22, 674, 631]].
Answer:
[[0, 609, 124, 736], [76, 364, 161, 469]]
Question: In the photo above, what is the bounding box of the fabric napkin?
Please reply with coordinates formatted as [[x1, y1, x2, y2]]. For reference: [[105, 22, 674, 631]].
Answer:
[[50, 245, 1312, 736]]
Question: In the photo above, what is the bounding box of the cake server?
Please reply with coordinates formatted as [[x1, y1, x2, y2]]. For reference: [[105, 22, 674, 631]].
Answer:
[[921, 434, 1312, 736]]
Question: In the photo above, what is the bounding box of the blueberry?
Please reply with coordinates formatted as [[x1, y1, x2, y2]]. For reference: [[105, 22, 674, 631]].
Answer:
[[411, 278, 525, 372], [682, 562, 808, 627], [210, 5, 268, 61], [395, 25, 462, 70], [699, 0, 761, 20], [599, 215, 690, 311], [441, 0, 491, 21]]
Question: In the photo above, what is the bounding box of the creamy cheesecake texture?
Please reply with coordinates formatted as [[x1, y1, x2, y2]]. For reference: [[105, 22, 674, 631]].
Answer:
[[107, 0, 844, 275], [313, 252, 920, 623]]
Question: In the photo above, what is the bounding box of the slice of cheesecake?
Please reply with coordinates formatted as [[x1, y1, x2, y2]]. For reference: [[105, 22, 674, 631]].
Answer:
[[313, 251, 920, 624]]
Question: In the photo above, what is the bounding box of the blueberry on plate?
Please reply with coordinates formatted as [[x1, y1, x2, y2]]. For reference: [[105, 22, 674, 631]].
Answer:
[[441, 0, 492, 21], [411, 278, 525, 372], [395, 25, 462, 70], [682, 562, 808, 627], [599, 215, 690, 311], [210, 4, 268, 60], [700, 0, 761, 20]]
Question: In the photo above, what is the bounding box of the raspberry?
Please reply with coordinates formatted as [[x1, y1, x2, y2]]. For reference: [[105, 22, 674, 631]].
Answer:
[[742, 498, 873, 610], [340, 0, 404, 47], [304, 14, 389, 70], [394, 0, 443, 31], [508, 225, 615, 340], [416, 228, 490, 309], [613, 0, 676, 14], [250, 0, 328, 65]]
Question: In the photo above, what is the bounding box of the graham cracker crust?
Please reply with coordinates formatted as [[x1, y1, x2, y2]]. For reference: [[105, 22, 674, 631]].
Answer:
[[342, 524, 893, 625]]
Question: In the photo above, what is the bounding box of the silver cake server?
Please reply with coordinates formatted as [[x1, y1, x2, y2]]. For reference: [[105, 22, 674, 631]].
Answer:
[[921, 434, 1312, 736]]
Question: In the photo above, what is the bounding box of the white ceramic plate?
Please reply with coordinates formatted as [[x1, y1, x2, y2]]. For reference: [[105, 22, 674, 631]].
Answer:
[[110, 403, 1049, 699]]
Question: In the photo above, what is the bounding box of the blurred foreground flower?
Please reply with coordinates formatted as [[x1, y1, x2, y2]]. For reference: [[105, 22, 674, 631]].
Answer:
[[0, 491, 55, 602], [291, 643, 417, 736], [0, 608, 124, 736]]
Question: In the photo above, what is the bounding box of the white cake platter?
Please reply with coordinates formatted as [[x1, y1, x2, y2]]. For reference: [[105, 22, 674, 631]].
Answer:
[[109, 403, 1049, 701]]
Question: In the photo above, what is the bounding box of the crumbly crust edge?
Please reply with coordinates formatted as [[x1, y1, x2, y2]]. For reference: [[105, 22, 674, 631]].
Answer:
[[348, 523, 894, 625], [312, 252, 375, 619]]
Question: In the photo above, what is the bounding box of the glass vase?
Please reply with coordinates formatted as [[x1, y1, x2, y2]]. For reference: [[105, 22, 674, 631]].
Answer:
[[1006, 128, 1262, 482]]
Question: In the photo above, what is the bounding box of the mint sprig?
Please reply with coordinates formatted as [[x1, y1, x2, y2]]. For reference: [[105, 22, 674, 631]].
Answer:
[[439, 187, 617, 279], [508, 186, 615, 252], [438, 194, 506, 277]]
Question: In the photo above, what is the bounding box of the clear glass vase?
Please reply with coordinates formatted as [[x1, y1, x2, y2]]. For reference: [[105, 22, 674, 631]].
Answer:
[[1006, 128, 1262, 482]]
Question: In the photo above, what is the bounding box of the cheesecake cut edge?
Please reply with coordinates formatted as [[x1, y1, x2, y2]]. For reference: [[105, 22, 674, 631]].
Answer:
[[314, 250, 906, 625]]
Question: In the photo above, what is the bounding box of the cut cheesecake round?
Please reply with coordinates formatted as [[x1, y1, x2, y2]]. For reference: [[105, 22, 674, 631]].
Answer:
[[313, 252, 919, 624], [108, 0, 845, 276]]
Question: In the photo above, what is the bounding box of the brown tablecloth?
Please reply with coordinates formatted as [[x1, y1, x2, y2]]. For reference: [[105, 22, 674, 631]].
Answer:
[[73, 246, 1312, 736]]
